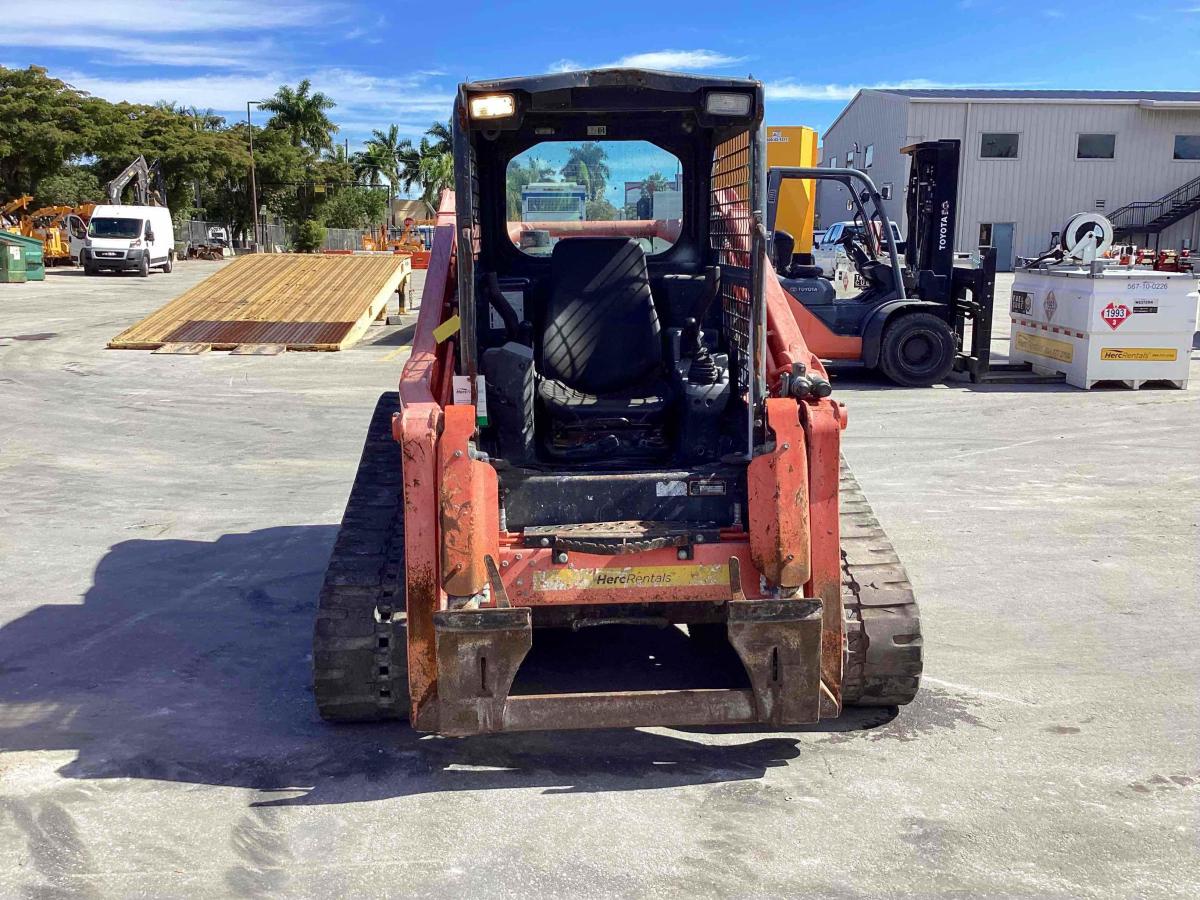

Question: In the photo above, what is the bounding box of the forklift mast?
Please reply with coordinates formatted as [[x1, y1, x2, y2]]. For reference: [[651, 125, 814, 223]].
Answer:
[[901, 139, 960, 302]]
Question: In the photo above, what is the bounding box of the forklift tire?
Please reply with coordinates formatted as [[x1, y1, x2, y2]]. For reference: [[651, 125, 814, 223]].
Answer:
[[840, 460, 922, 706], [877, 312, 956, 387], [313, 392, 410, 722]]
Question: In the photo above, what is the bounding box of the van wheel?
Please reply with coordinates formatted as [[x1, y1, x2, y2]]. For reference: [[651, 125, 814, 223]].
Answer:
[[138, 255, 150, 278], [877, 312, 956, 387], [162, 253, 173, 274]]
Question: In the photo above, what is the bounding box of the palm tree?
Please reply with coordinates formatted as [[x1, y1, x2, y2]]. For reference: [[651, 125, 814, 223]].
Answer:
[[187, 106, 224, 131], [424, 120, 452, 156], [417, 151, 454, 207], [562, 143, 610, 201], [640, 171, 670, 197], [258, 79, 338, 151], [351, 147, 386, 186], [360, 125, 407, 199]]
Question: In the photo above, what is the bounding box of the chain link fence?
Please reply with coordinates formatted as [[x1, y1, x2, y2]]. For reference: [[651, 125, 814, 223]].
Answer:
[[176, 219, 370, 253]]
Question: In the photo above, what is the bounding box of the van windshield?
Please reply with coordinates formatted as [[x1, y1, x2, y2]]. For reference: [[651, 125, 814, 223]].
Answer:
[[89, 217, 143, 239]]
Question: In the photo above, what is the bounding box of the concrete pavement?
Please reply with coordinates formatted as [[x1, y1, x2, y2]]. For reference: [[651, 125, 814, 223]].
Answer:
[[0, 263, 1196, 897]]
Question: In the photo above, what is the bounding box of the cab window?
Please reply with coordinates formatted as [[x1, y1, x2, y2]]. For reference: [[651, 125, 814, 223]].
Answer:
[[506, 140, 682, 257]]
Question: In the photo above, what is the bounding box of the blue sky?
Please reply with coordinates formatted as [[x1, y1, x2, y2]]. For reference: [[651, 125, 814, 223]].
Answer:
[[3, 0, 1198, 153]]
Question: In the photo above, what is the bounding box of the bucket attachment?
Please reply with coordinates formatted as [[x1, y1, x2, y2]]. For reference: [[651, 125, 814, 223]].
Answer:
[[433, 607, 532, 735], [431, 598, 824, 734], [726, 598, 824, 726]]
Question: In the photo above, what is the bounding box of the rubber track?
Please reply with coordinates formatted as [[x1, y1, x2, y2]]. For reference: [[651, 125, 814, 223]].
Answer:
[[312, 392, 409, 722], [840, 459, 923, 706]]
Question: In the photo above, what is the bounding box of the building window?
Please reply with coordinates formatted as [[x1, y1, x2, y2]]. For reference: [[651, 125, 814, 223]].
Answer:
[[881, 182, 892, 200], [1077, 133, 1115, 159], [980, 132, 1019, 159], [846, 149, 856, 167], [864, 144, 875, 168], [828, 156, 838, 168], [1173, 135, 1200, 160]]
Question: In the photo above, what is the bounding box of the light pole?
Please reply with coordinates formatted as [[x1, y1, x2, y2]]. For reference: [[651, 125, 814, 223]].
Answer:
[[246, 100, 262, 250]]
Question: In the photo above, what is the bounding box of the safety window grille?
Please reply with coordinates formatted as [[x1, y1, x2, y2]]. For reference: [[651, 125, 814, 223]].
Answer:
[[710, 130, 753, 394]]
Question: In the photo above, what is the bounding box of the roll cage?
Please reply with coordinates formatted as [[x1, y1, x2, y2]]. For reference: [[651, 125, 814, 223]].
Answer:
[[452, 68, 768, 459]]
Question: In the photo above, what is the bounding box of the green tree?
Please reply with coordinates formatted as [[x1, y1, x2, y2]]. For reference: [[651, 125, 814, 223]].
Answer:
[[34, 166, 102, 206], [320, 187, 389, 229], [585, 198, 618, 221], [562, 142, 610, 201], [294, 218, 326, 252], [0, 66, 106, 196], [90, 102, 249, 220], [258, 79, 338, 151]]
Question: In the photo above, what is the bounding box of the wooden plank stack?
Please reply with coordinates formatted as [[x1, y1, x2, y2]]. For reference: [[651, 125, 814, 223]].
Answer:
[[108, 254, 412, 352]]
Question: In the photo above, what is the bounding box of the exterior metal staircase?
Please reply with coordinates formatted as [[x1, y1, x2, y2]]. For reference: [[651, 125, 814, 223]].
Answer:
[[1108, 173, 1200, 238]]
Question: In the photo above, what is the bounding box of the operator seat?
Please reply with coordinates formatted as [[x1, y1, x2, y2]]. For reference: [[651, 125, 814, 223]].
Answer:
[[537, 238, 670, 450]]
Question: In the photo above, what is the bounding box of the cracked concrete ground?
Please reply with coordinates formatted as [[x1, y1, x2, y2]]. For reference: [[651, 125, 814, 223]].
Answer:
[[0, 262, 1197, 897]]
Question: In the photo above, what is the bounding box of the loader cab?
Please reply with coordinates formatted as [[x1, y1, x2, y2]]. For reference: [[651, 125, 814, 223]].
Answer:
[[454, 70, 766, 504]]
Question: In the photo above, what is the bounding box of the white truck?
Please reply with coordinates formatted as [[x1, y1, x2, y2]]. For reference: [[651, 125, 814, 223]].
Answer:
[[81, 205, 175, 276], [812, 220, 903, 277]]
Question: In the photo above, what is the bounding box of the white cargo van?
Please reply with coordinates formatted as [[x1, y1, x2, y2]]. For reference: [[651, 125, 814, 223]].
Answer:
[[82, 205, 175, 276]]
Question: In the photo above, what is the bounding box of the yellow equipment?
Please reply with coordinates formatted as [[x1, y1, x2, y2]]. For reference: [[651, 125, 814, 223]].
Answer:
[[361, 217, 428, 253], [765, 125, 819, 255], [1, 195, 34, 229]]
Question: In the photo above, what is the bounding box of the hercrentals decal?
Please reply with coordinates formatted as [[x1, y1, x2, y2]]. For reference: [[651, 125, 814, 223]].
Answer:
[[533, 564, 729, 591]]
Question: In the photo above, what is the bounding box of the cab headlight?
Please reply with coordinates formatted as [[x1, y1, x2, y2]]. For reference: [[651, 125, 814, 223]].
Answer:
[[705, 92, 752, 116], [469, 93, 515, 119]]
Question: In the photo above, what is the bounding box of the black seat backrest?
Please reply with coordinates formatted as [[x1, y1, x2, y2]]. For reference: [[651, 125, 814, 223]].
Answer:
[[540, 238, 661, 394]]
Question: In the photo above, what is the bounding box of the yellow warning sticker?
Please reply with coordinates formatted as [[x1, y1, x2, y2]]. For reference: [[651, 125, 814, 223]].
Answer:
[[533, 564, 729, 591], [1099, 347, 1177, 362], [1015, 331, 1074, 363], [432, 314, 461, 343]]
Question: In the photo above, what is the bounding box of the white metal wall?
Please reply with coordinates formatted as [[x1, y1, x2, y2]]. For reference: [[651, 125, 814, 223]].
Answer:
[[815, 90, 909, 230], [906, 100, 1200, 258]]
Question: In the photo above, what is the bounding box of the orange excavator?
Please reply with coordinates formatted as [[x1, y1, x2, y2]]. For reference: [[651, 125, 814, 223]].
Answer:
[[313, 69, 921, 734]]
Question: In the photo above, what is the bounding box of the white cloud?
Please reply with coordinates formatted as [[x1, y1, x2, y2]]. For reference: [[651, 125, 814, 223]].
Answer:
[[765, 78, 1031, 102], [60, 67, 455, 130], [1, 30, 275, 69], [543, 49, 745, 74], [0, 1, 334, 68], [608, 49, 745, 71], [14, 1, 329, 33], [1044, 8, 1065, 17]]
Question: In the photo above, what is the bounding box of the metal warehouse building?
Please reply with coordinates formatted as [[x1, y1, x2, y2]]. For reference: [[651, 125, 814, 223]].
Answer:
[[817, 89, 1200, 270]]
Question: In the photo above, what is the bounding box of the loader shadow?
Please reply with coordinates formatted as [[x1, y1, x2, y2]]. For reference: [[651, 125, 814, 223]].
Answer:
[[0, 526, 893, 807]]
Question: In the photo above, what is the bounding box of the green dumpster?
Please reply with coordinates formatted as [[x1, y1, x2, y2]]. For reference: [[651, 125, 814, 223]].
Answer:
[[0, 231, 45, 281], [0, 240, 28, 283]]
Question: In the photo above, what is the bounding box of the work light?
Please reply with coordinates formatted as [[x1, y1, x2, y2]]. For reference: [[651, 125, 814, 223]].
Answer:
[[705, 92, 752, 116], [469, 94, 516, 119]]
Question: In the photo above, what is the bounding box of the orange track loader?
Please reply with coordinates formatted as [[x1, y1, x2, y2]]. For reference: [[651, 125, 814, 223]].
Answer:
[[313, 69, 921, 734]]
